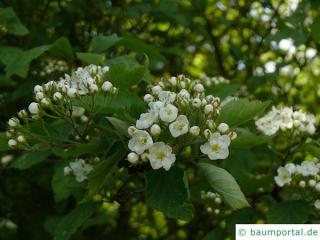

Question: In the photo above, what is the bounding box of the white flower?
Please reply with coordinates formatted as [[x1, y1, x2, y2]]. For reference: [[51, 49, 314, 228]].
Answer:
[[218, 123, 229, 133], [128, 130, 153, 154], [80, 115, 89, 123], [314, 200, 320, 209], [204, 104, 214, 114], [150, 124, 161, 136], [296, 161, 319, 176], [158, 91, 176, 103], [148, 142, 176, 170], [8, 139, 17, 148], [200, 132, 231, 160], [284, 163, 296, 174], [67, 88, 77, 98], [169, 115, 189, 137], [128, 152, 139, 164], [143, 94, 154, 103], [159, 104, 178, 122], [101, 81, 113, 91], [28, 102, 40, 115], [315, 183, 320, 192], [190, 126, 200, 136], [274, 167, 292, 187], [69, 159, 93, 182], [136, 112, 156, 129], [149, 101, 164, 116]]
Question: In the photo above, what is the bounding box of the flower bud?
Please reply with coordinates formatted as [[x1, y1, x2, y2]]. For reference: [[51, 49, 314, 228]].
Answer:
[[102, 81, 113, 92], [18, 109, 28, 119], [8, 118, 19, 128], [53, 92, 63, 101], [35, 92, 44, 101], [299, 180, 306, 188], [8, 139, 17, 148], [192, 98, 202, 108], [194, 83, 204, 92], [190, 126, 200, 136], [128, 152, 139, 164], [144, 94, 154, 103], [315, 183, 320, 192], [64, 166, 72, 176], [89, 84, 98, 93], [28, 102, 40, 115], [218, 123, 229, 133], [80, 115, 89, 123], [40, 98, 50, 107], [17, 135, 25, 143], [34, 85, 43, 93], [309, 179, 316, 187], [229, 131, 237, 140], [204, 129, 211, 139], [128, 126, 137, 136], [204, 104, 214, 114], [169, 77, 177, 86], [150, 124, 161, 136], [152, 85, 162, 95]]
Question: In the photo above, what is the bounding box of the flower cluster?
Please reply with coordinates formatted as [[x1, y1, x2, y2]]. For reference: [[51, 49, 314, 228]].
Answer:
[[7, 64, 117, 149], [200, 190, 223, 215], [200, 74, 230, 87], [32, 58, 69, 77], [64, 159, 93, 182], [127, 75, 237, 171], [255, 106, 316, 136], [275, 158, 320, 210]]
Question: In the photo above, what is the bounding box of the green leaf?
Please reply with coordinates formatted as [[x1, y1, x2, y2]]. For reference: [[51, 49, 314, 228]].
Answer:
[[51, 37, 74, 61], [0, 46, 23, 66], [53, 202, 99, 240], [231, 128, 271, 149], [87, 143, 126, 198], [198, 162, 249, 210], [311, 16, 320, 41], [202, 229, 223, 240], [10, 151, 51, 170], [105, 63, 147, 89], [52, 161, 85, 202], [0, 132, 9, 151], [105, 117, 129, 137], [76, 52, 105, 65], [206, 83, 240, 98], [267, 200, 311, 223], [145, 167, 193, 220], [5, 45, 51, 78], [218, 99, 270, 127], [90, 34, 122, 53], [0, 7, 29, 36]]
